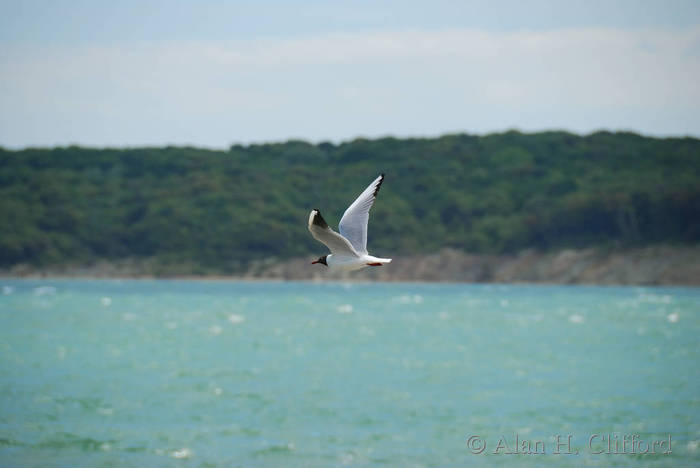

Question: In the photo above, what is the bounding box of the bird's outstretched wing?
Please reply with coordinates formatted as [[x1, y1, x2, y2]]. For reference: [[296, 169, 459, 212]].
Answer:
[[338, 174, 384, 255], [308, 209, 359, 257]]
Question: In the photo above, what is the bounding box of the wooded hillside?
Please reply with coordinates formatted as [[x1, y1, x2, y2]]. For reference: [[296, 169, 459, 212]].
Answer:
[[1, 131, 698, 274]]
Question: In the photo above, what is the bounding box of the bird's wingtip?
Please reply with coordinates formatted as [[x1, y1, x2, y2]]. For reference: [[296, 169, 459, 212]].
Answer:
[[373, 174, 385, 197], [310, 209, 329, 229]]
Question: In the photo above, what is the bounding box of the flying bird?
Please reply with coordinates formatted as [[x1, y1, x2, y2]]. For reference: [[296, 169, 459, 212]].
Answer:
[[309, 174, 392, 270]]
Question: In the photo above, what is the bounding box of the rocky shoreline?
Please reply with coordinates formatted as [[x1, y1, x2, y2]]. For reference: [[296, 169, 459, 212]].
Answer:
[[2, 245, 699, 286], [245, 245, 700, 285]]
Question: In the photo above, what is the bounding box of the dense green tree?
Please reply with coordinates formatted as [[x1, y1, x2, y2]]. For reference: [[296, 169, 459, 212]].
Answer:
[[0, 131, 698, 274]]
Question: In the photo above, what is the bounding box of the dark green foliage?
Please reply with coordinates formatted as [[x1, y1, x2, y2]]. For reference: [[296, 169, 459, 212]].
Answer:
[[1, 131, 699, 273]]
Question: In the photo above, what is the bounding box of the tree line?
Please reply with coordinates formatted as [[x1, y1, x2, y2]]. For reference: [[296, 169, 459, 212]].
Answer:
[[1, 130, 698, 274]]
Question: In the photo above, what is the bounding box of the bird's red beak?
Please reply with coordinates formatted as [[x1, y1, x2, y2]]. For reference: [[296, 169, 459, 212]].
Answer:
[[311, 260, 319, 264]]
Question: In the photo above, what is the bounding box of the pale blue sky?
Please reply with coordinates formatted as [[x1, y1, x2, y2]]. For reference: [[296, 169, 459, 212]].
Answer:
[[1, 0, 699, 148]]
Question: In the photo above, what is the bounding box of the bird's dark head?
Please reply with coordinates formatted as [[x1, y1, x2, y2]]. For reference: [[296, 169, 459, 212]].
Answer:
[[311, 255, 328, 266]]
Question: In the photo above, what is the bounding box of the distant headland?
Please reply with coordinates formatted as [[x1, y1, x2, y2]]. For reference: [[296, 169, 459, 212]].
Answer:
[[1, 130, 698, 284]]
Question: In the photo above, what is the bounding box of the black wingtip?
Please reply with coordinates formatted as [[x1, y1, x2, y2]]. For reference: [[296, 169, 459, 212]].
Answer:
[[373, 173, 385, 197], [312, 209, 328, 228]]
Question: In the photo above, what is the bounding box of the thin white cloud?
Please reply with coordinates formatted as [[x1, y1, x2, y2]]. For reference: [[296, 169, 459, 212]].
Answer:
[[1, 26, 699, 147]]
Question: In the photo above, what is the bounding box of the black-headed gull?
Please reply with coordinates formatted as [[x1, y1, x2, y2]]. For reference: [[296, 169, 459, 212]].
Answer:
[[309, 174, 392, 270]]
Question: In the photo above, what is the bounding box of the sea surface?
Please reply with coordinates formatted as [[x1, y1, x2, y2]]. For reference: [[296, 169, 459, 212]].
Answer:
[[0, 279, 698, 467]]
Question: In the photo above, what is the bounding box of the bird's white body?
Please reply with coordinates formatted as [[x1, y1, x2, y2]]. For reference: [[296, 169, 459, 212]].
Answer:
[[326, 254, 393, 271], [308, 174, 392, 271]]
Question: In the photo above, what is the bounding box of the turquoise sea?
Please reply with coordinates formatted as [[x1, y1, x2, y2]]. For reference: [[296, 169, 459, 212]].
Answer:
[[0, 279, 698, 467]]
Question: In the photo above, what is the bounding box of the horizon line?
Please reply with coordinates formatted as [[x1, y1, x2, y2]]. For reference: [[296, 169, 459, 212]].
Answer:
[[2, 127, 699, 152]]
